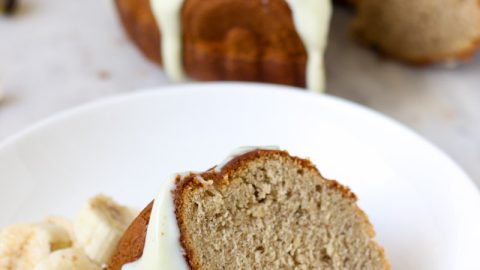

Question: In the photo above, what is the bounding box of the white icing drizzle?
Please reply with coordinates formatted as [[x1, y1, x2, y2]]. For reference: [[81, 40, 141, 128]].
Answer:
[[194, 175, 214, 186], [122, 176, 188, 270], [285, 0, 332, 92], [214, 145, 280, 172], [149, 0, 186, 81], [149, 0, 332, 92]]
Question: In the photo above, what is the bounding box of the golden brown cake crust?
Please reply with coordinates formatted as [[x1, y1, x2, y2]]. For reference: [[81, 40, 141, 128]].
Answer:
[[114, 0, 307, 87], [108, 149, 389, 270], [108, 201, 153, 270]]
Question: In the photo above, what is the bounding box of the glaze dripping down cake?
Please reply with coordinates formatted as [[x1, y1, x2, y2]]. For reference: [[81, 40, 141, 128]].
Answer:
[[114, 0, 332, 92], [115, 0, 480, 89], [108, 149, 390, 269]]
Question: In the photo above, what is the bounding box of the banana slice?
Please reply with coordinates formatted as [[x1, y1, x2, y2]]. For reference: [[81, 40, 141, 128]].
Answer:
[[74, 194, 137, 265], [44, 216, 76, 246], [34, 248, 101, 270], [0, 223, 73, 270]]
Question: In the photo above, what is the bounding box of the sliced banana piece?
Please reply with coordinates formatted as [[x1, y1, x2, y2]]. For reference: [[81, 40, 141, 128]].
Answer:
[[34, 248, 101, 270], [44, 216, 76, 246], [0, 223, 73, 270], [74, 194, 137, 265]]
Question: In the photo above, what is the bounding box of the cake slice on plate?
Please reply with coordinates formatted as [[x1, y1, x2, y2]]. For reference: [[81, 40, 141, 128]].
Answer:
[[109, 149, 389, 269]]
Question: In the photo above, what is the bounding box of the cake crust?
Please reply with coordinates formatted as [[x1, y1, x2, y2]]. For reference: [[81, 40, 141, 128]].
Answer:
[[108, 149, 389, 270]]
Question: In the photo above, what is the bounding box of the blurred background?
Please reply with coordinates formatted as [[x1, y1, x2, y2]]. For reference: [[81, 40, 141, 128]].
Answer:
[[0, 0, 479, 185]]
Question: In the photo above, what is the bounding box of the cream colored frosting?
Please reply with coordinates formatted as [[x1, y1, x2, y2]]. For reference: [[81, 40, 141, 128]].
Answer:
[[149, 0, 186, 81], [149, 0, 332, 92], [286, 0, 332, 92], [214, 145, 280, 172], [122, 176, 188, 270]]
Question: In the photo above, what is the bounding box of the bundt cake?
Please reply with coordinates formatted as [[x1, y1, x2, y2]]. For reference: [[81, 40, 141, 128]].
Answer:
[[352, 0, 480, 64], [108, 149, 390, 269], [114, 0, 332, 92]]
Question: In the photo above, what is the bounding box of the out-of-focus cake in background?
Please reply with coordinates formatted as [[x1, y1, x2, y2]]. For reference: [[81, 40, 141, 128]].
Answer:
[[114, 0, 480, 92], [114, 0, 332, 92], [352, 0, 480, 64]]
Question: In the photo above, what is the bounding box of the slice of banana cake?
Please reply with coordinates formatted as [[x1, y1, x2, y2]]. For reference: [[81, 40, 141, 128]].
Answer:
[[109, 149, 390, 269]]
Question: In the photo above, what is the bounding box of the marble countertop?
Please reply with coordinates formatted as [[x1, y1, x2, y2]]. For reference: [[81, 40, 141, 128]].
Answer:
[[1, 0, 479, 186]]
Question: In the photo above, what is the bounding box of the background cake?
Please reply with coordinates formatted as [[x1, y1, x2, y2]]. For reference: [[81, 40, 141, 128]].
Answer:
[[115, 0, 480, 91], [352, 0, 480, 64], [115, 0, 331, 92]]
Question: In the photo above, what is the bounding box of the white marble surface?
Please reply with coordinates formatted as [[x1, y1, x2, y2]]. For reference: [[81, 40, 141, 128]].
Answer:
[[1, 0, 479, 186]]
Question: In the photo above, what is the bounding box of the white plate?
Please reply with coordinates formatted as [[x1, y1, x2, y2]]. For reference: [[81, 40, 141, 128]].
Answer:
[[0, 83, 479, 269]]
